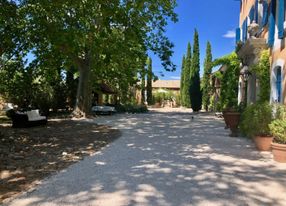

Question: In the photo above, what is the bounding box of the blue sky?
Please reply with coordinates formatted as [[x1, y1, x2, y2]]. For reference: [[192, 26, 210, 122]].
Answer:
[[151, 0, 241, 80]]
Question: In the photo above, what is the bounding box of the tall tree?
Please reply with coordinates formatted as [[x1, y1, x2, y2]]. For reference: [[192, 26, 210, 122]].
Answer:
[[146, 57, 153, 105], [180, 55, 185, 106], [183, 43, 192, 107], [10, 0, 178, 117], [202, 41, 213, 111], [190, 30, 202, 112]]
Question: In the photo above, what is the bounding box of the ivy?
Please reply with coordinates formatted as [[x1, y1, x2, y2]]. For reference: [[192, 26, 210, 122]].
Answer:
[[213, 52, 241, 110], [251, 50, 270, 103]]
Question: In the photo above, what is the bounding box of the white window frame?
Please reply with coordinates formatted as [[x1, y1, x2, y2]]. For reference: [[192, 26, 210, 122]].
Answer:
[[271, 59, 285, 103]]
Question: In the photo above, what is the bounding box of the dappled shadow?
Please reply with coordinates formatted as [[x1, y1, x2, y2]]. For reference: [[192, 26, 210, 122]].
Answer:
[[3, 112, 286, 206], [0, 120, 121, 203]]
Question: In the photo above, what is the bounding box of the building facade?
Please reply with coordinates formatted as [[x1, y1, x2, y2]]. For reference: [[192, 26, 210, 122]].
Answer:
[[237, 0, 286, 104]]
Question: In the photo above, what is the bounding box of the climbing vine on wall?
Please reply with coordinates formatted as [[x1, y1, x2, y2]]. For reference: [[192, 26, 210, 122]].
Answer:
[[251, 50, 270, 103], [213, 52, 241, 110]]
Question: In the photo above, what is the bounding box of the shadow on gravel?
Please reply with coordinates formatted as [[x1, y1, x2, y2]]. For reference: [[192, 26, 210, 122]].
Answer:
[[5, 113, 286, 206]]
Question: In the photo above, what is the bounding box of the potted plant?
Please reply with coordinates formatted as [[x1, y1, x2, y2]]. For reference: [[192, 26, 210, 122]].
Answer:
[[222, 102, 245, 137], [240, 103, 273, 151], [212, 53, 241, 136], [269, 105, 286, 163]]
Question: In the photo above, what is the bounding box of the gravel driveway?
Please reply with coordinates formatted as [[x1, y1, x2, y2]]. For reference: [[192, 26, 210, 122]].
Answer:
[[3, 110, 286, 206]]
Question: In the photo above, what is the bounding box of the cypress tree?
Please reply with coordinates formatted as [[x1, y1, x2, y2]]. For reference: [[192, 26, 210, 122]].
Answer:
[[202, 41, 213, 111], [190, 29, 202, 112], [146, 57, 153, 105], [183, 43, 192, 107], [180, 55, 185, 106]]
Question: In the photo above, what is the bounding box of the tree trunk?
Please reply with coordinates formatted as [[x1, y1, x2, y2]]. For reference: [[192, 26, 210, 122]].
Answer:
[[73, 59, 92, 118]]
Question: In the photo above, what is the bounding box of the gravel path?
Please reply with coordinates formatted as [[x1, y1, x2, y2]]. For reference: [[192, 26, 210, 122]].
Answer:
[[3, 110, 286, 206]]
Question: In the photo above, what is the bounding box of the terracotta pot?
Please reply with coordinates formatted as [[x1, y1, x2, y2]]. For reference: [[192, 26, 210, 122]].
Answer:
[[271, 143, 286, 163], [253, 136, 273, 151], [222, 111, 229, 129], [223, 112, 240, 137]]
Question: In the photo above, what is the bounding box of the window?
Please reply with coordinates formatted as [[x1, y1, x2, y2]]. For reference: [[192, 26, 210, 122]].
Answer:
[[276, 67, 282, 102], [285, 0, 286, 21]]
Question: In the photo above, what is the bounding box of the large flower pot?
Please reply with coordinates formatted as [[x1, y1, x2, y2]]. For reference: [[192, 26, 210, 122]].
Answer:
[[253, 136, 273, 151], [271, 143, 286, 163], [223, 112, 240, 137], [222, 111, 229, 129]]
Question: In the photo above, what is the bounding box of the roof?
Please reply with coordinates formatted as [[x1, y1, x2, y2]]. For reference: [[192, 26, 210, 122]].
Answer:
[[94, 83, 115, 94], [212, 65, 228, 75], [152, 80, 180, 89]]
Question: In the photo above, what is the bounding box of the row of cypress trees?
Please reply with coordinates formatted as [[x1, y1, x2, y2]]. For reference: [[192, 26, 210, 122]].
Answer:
[[180, 30, 213, 111]]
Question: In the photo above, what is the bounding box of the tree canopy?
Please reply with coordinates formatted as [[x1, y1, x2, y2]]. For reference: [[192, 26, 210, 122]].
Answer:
[[0, 0, 178, 116]]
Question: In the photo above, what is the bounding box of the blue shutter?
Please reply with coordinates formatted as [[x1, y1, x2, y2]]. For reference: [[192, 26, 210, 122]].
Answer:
[[236, 28, 241, 42], [261, 1, 269, 27], [278, 0, 285, 39], [255, 0, 259, 23], [268, 0, 276, 47], [249, 6, 255, 22]]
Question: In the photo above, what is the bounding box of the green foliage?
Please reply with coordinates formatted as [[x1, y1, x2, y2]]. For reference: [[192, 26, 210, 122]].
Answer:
[[240, 103, 273, 137], [190, 30, 202, 112], [251, 50, 270, 103], [146, 57, 153, 105], [153, 90, 179, 105], [269, 105, 286, 144], [115, 104, 148, 114], [213, 52, 241, 109], [180, 56, 185, 105], [182, 43, 192, 107], [269, 119, 286, 144], [1, 0, 178, 116], [202, 41, 213, 111], [0, 57, 70, 113], [274, 104, 286, 120]]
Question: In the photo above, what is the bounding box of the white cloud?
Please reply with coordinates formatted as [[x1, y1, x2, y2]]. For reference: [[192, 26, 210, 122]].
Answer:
[[223, 30, 236, 38], [170, 76, 181, 80]]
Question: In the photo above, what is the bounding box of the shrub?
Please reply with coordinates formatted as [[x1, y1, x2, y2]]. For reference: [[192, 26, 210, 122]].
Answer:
[[240, 102, 272, 137], [115, 104, 148, 113], [273, 104, 286, 120], [270, 105, 286, 144], [269, 119, 286, 144], [153, 90, 179, 107]]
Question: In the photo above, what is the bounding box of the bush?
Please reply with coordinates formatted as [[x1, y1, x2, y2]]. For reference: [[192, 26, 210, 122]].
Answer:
[[269, 119, 286, 144], [115, 104, 148, 113], [273, 104, 286, 120], [269, 105, 286, 144], [153, 90, 180, 107], [240, 102, 272, 137]]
